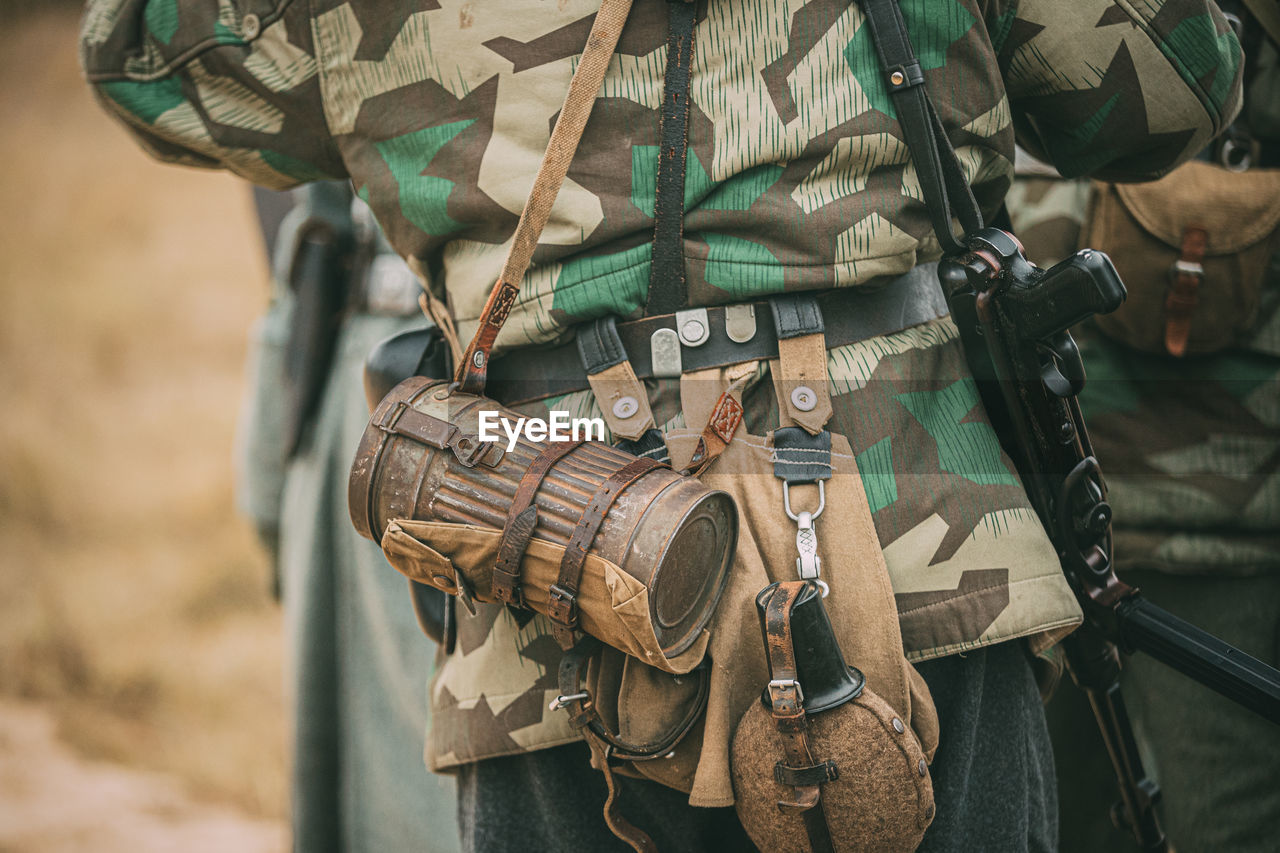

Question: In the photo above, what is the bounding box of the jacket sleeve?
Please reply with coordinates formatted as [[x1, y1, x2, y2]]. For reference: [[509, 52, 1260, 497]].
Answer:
[[79, 0, 345, 189], [989, 0, 1243, 182]]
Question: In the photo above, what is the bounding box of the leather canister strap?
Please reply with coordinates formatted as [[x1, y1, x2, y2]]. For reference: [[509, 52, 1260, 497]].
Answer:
[[763, 581, 838, 853], [1165, 225, 1207, 357], [492, 440, 586, 607], [549, 456, 666, 649]]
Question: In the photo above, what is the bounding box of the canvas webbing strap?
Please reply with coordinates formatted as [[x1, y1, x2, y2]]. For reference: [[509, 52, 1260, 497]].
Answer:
[[578, 317, 657, 440], [859, 0, 983, 255], [645, 0, 698, 315], [455, 0, 634, 393]]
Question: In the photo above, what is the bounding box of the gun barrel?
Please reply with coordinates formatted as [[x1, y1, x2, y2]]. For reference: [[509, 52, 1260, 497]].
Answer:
[[1117, 596, 1280, 723]]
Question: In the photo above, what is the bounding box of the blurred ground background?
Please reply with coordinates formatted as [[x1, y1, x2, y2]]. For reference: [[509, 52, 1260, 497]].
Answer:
[[0, 3, 288, 849]]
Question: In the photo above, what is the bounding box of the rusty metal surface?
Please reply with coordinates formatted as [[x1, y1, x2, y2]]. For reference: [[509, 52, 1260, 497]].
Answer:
[[349, 379, 736, 656]]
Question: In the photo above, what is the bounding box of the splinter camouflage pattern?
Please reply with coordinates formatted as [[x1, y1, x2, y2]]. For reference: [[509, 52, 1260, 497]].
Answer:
[[82, 0, 1242, 769], [1012, 168, 1280, 580]]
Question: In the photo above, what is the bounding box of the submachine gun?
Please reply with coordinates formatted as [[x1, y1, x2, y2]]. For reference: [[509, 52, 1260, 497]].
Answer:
[[940, 229, 1280, 852]]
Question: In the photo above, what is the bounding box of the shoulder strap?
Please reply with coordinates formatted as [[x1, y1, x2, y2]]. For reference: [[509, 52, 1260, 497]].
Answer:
[[456, 0, 635, 393], [859, 0, 984, 254], [645, 0, 698, 315]]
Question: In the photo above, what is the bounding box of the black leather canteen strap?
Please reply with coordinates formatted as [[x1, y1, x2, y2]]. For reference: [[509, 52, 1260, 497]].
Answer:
[[645, 0, 697, 315], [859, 0, 983, 255]]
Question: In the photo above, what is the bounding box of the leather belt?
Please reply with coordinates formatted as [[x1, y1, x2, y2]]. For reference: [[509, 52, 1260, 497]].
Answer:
[[488, 263, 947, 405]]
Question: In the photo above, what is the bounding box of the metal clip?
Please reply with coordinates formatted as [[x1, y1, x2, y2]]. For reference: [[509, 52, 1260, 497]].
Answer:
[[549, 692, 590, 712], [675, 308, 710, 347], [782, 480, 825, 521], [783, 481, 827, 595], [794, 511, 823, 588], [725, 303, 757, 343], [651, 328, 683, 378]]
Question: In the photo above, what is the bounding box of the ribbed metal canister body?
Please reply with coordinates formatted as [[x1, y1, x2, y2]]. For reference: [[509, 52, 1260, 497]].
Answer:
[[349, 377, 735, 657]]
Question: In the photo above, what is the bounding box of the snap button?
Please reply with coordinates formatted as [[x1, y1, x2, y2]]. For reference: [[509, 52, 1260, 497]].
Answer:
[[472, 350, 485, 368], [242, 13, 261, 39], [890, 70, 905, 87], [918, 759, 927, 777], [790, 385, 817, 412], [612, 396, 639, 419], [675, 308, 710, 347], [892, 717, 905, 734]]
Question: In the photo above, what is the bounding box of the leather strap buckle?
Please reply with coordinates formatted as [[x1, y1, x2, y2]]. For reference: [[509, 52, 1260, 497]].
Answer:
[[1170, 259, 1204, 281], [548, 583, 580, 627], [768, 678, 805, 713]]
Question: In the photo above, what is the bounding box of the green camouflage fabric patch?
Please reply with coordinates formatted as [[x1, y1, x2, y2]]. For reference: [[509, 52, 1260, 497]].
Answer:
[[1010, 175, 1280, 578], [82, 0, 1241, 349], [81, 0, 1241, 767]]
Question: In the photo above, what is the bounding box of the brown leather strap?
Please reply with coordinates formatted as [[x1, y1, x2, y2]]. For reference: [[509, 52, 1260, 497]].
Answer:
[[549, 456, 665, 649], [373, 399, 503, 467], [585, 734, 660, 853], [455, 0, 635, 394], [374, 401, 457, 449], [685, 387, 744, 474], [492, 440, 585, 606], [1165, 225, 1207, 357], [763, 581, 837, 853]]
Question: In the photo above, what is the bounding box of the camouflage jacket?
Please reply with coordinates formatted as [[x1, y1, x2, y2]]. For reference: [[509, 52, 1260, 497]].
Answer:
[[83, 0, 1242, 770]]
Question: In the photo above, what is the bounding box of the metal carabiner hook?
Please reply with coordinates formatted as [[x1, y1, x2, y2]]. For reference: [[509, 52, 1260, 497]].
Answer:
[[782, 480, 825, 522]]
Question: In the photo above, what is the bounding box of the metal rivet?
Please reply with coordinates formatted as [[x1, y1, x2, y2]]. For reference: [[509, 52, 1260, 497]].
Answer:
[[472, 350, 485, 368], [918, 759, 927, 777], [790, 385, 817, 412], [433, 389, 450, 400], [891, 70, 905, 86], [675, 309, 710, 347], [242, 13, 261, 39], [612, 396, 639, 419], [892, 717, 905, 734]]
